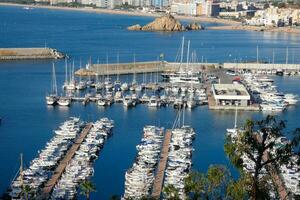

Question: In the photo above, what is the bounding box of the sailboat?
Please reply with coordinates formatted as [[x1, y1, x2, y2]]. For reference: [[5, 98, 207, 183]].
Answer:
[[104, 55, 113, 91], [130, 54, 137, 91], [46, 63, 59, 105], [76, 59, 87, 90], [226, 106, 238, 136], [114, 53, 121, 91], [8, 154, 25, 199]]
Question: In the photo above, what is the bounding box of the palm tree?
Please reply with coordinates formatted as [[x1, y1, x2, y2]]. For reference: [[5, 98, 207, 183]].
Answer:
[[163, 184, 180, 200], [80, 180, 96, 200], [22, 185, 31, 200]]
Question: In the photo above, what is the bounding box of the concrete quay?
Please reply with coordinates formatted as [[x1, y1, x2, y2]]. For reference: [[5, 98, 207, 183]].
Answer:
[[0, 47, 65, 60], [76, 61, 300, 76]]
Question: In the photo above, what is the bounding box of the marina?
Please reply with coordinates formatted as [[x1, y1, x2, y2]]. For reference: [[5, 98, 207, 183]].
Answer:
[[226, 123, 300, 199], [1, 5, 300, 199], [7, 117, 114, 200]]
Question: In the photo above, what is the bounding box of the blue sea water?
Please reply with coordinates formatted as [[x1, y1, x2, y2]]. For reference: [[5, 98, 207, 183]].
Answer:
[[0, 5, 300, 199]]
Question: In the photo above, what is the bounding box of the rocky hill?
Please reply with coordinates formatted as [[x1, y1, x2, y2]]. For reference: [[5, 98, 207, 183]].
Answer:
[[127, 14, 203, 32]]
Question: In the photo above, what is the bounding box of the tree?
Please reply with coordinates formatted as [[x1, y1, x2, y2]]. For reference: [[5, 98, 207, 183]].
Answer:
[[184, 165, 232, 200], [22, 185, 31, 200], [226, 172, 251, 200], [163, 184, 180, 200], [80, 180, 96, 200], [224, 115, 300, 200]]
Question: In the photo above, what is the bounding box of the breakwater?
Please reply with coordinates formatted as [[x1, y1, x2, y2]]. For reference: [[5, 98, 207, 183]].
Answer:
[[75, 61, 300, 76], [0, 48, 65, 60]]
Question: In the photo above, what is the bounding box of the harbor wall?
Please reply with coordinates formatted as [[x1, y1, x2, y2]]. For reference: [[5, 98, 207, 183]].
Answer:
[[86, 61, 219, 75], [79, 61, 300, 76], [223, 63, 300, 70], [0, 47, 65, 60]]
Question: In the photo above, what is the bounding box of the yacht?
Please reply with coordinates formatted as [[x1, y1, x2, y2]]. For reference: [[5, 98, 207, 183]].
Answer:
[[58, 97, 71, 106], [46, 63, 59, 105], [148, 96, 160, 107]]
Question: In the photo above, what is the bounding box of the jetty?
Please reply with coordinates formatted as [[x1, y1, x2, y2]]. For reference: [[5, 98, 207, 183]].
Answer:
[[38, 123, 93, 200], [151, 130, 172, 199], [76, 61, 300, 76], [0, 47, 65, 60]]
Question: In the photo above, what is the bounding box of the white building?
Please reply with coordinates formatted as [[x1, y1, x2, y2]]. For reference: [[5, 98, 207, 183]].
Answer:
[[171, 2, 197, 16], [211, 84, 251, 106]]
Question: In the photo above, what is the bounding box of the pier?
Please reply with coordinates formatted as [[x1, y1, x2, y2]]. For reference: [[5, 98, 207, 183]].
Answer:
[[0, 48, 65, 60], [151, 129, 172, 199], [38, 123, 93, 199], [75, 61, 300, 76]]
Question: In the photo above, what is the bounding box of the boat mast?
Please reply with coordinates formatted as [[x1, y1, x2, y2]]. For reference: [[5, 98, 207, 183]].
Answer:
[[52, 63, 58, 96], [20, 153, 24, 194], [234, 106, 238, 129], [180, 36, 185, 72], [106, 54, 109, 79], [182, 107, 185, 127], [133, 54, 136, 83], [256, 45, 259, 63], [117, 53, 120, 81], [186, 40, 190, 72], [65, 58, 68, 84], [286, 47, 289, 64]]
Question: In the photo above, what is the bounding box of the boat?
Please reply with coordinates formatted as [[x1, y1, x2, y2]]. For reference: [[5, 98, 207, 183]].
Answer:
[[123, 95, 134, 107], [46, 63, 59, 105], [148, 95, 160, 107], [121, 82, 129, 91], [58, 97, 71, 106]]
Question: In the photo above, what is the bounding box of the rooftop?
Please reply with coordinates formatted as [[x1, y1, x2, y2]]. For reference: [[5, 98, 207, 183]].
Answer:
[[212, 83, 250, 100]]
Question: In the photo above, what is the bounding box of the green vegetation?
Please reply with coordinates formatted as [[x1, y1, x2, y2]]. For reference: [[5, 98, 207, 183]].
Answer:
[[163, 115, 300, 200], [0, 0, 35, 5], [224, 115, 300, 199], [80, 180, 97, 200]]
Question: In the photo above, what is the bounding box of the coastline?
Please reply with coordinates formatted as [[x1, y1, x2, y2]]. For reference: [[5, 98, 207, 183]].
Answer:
[[1, 2, 299, 34], [207, 25, 300, 34], [0, 2, 239, 25]]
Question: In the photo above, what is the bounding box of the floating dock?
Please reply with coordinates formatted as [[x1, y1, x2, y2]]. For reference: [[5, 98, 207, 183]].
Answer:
[[151, 130, 172, 199], [38, 123, 93, 200], [0, 47, 65, 60]]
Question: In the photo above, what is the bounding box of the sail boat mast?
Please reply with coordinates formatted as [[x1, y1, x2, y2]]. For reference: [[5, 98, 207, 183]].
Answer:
[[20, 153, 24, 193], [186, 40, 190, 73], [117, 53, 120, 81], [52, 63, 58, 95], [234, 106, 238, 129], [180, 36, 185, 72]]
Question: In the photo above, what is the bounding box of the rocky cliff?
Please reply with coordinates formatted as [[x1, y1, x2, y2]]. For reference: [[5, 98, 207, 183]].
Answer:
[[127, 15, 203, 32]]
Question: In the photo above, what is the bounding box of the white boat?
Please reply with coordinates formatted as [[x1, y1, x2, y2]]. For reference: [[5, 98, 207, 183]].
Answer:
[[121, 82, 129, 91], [97, 99, 107, 106], [58, 97, 71, 106], [186, 97, 196, 109], [123, 95, 134, 107], [46, 63, 58, 105], [148, 96, 160, 107]]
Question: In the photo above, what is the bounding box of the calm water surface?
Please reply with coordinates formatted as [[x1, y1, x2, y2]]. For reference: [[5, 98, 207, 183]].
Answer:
[[0, 5, 300, 199]]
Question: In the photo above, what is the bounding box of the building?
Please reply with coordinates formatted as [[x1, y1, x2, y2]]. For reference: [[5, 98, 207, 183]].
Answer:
[[211, 84, 251, 106], [205, 0, 220, 17], [170, 0, 197, 15]]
